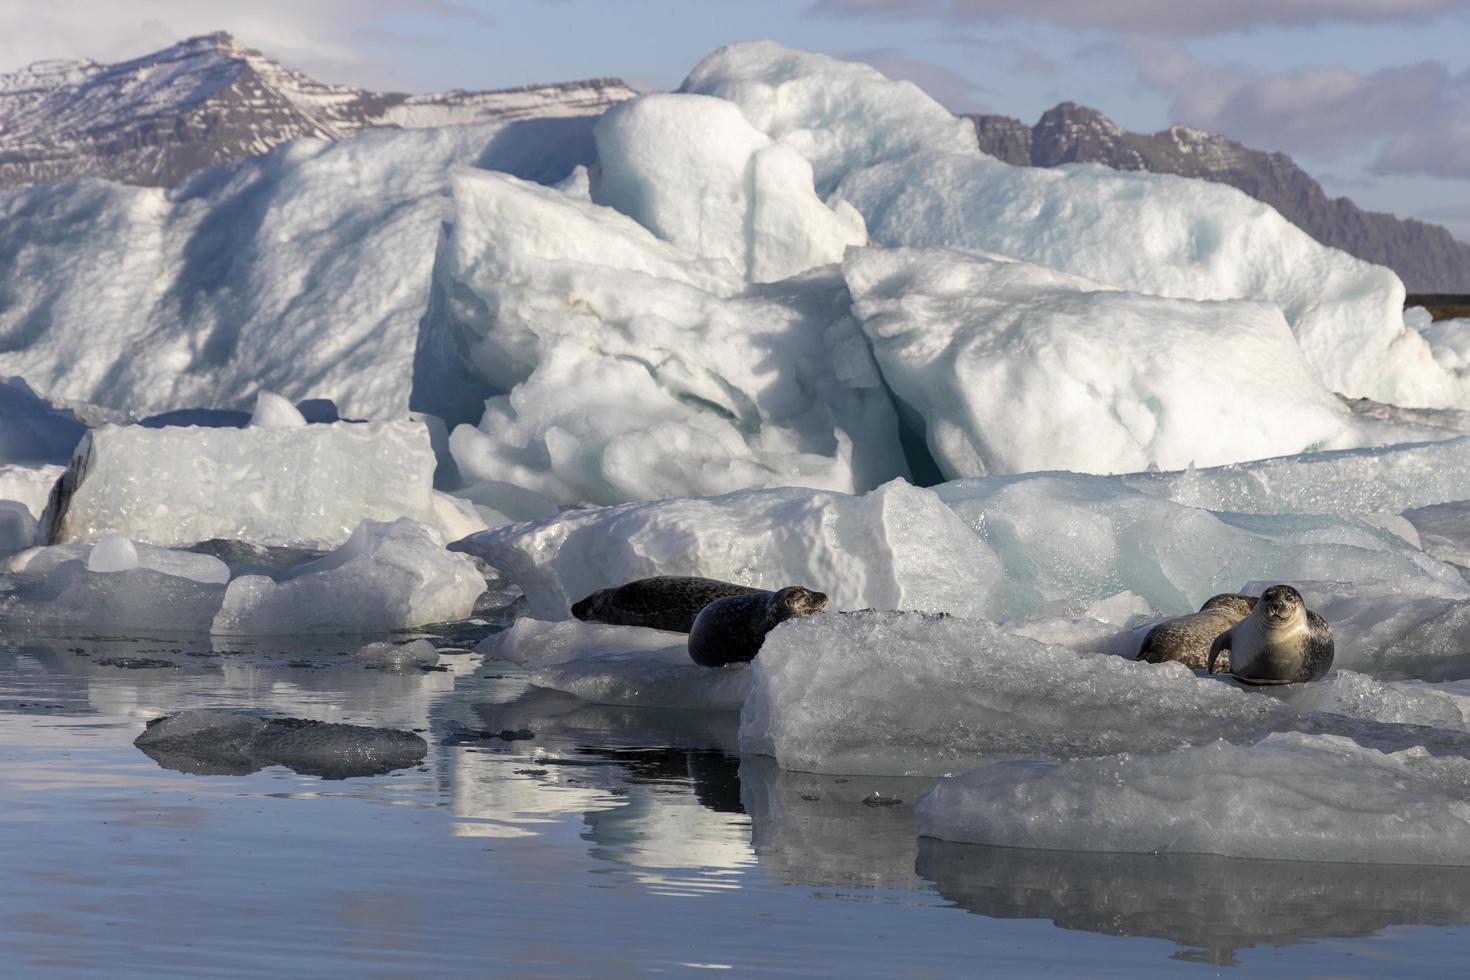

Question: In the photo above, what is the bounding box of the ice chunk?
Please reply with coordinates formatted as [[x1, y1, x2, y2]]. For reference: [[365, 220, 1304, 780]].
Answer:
[[1268, 669, 1470, 731], [590, 93, 865, 282], [45, 420, 438, 549], [0, 558, 226, 632], [0, 463, 64, 520], [1421, 317, 1470, 367], [936, 473, 1463, 621], [352, 638, 440, 671], [1402, 500, 1470, 569], [478, 617, 749, 711], [212, 519, 484, 635], [680, 41, 978, 195], [248, 390, 307, 428], [739, 611, 1294, 776], [917, 733, 1470, 865], [135, 710, 428, 779], [0, 118, 604, 421], [85, 533, 138, 573], [442, 170, 904, 506], [1123, 437, 1470, 516], [455, 479, 1004, 622], [844, 247, 1428, 477], [0, 501, 37, 553]]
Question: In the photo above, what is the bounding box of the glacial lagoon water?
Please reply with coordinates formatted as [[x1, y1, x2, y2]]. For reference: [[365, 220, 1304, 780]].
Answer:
[[2, 622, 1468, 977]]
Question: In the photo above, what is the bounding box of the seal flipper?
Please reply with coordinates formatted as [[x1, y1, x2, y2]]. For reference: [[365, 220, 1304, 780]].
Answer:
[[1207, 628, 1232, 674]]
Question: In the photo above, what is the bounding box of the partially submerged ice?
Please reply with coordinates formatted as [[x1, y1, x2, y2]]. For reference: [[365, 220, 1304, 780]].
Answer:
[[135, 710, 428, 779], [844, 247, 1432, 477], [480, 617, 751, 712], [917, 733, 1470, 866], [454, 478, 1003, 621], [46, 420, 439, 549], [212, 519, 484, 635], [442, 169, 904, 506]]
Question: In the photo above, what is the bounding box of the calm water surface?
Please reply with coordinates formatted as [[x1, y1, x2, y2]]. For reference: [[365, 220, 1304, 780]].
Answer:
[[1, 627, 1467, 977]]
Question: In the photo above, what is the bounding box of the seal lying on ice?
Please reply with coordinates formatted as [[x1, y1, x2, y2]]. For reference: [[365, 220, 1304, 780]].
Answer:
[[688, 586, 829, 667], [1136, 593, 1257, 672], [571, 576, 763, 633], [1207, 584, 1334, 685]]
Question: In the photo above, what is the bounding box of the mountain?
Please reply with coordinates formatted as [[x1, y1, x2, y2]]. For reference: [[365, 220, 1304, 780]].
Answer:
[[0, 31, 636, 189], [968, 102, 1470, 293]]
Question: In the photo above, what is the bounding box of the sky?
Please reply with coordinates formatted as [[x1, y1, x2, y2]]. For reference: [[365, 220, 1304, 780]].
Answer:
[[2, 0, 1468, 241]]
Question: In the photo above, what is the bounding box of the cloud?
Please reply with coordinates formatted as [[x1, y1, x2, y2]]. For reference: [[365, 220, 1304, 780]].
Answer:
[[810, 0, 1470, 36], [843, 47, 991, 111], [0, 0, 483, 88], [1109, 38, 1470, 179]]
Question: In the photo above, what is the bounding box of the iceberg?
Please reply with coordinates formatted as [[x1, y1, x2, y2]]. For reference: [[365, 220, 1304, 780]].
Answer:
[[454, 479, 1004, 622], [442, 169, 905, 506], [917, 733, 1470, 865], [45, 420, 439, 549], [844, 246, 1430, 477], [211, 519, 485, 635]]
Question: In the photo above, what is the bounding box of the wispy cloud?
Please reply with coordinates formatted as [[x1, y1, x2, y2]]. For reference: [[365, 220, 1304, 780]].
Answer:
[[811, 0, 1470, 36], [843, 47, 991, 111]]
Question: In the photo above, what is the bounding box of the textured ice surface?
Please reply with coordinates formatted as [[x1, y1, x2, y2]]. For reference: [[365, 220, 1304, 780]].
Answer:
[[0, 558, 227, 632], [1402, 500, 1470, 569], [134, 710, 428, 778], [918, 733, 1470, 865], [442, 169, 903, 506], [0, 462, 63, 520], [0, 119, 601, 420], [456, 479, 1003, 621], [844, 247, 1427, 477], [212, 519, 484, 634], [739, 611, 1293, 776], [47, 420, 438, 549], [480, 617, 750, 710], [936, 473, 1463, 621], [680, 41, 978, 196], [683, 43, 1450, 408], [590, 93, 865, 282], [248, 390, 307, 428], [353, 638, 440, 671], [1123, 437, 1470, 516]]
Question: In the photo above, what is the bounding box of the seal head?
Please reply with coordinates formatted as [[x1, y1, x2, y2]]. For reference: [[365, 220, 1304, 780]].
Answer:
[[688, 585, 828, 668], [1207, 584, 1334, 685]]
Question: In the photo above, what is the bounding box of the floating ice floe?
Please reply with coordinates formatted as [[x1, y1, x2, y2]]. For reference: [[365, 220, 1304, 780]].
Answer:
[[455, 479, 1002, 621], [212, 519, 484, 635], [917, 733, 1470, 865], [936, 472, 1464, 620], [844, 246, 1436, 477], [45, 419, 439, 549], [135, 709, 428, 778], [442, 169, 904, 506], [353, 638, 441, 671], [481, 617, 750, 711]]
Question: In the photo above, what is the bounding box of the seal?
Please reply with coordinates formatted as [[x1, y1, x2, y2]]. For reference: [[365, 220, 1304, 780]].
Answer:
[[688, 586, 829, 667], [1136, 593, 1257, 672], [1207, 584, 1334, 685], [571, 576, 764, 633]]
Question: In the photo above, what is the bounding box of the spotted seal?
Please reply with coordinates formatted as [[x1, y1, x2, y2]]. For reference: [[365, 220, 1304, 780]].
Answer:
[[571, 576, 764, 633], [1207, 584, 1334, 685], [1136, 593, 1257, 672], [688, 586, 829, 667]]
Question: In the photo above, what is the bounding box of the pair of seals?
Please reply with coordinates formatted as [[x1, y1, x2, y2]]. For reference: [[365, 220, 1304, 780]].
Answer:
[[570, 576, 828, 668], [1137, 593, 1257, 672], [1209, 584, 1334, 685]]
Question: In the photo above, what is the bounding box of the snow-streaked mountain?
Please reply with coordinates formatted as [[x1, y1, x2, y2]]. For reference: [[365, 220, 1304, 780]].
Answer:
[[969, 102, 1470, 293], [0, 31, 636, 188]]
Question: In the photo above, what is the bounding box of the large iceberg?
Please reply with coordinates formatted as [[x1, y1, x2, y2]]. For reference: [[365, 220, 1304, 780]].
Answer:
[[454, 479, 1004, 621], [844, 246, 1428, 477], [684, 42, 1466, 410], [917, 733, 1470, 866], [441, 169, 904, 506], [46, 420, 439, 549]]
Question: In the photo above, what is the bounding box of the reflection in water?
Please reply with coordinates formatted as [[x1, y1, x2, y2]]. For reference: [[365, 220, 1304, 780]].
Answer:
[[918, 838, 1470, 965]]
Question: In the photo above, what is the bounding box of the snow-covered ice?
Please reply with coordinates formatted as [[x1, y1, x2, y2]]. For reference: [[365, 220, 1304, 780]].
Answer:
[[455, 479, 1003, 622], [918, 733, 1470, 865], [46, 420, 439, 549], [212, 519, 484, 634], [844, 246, 1430, 477]]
